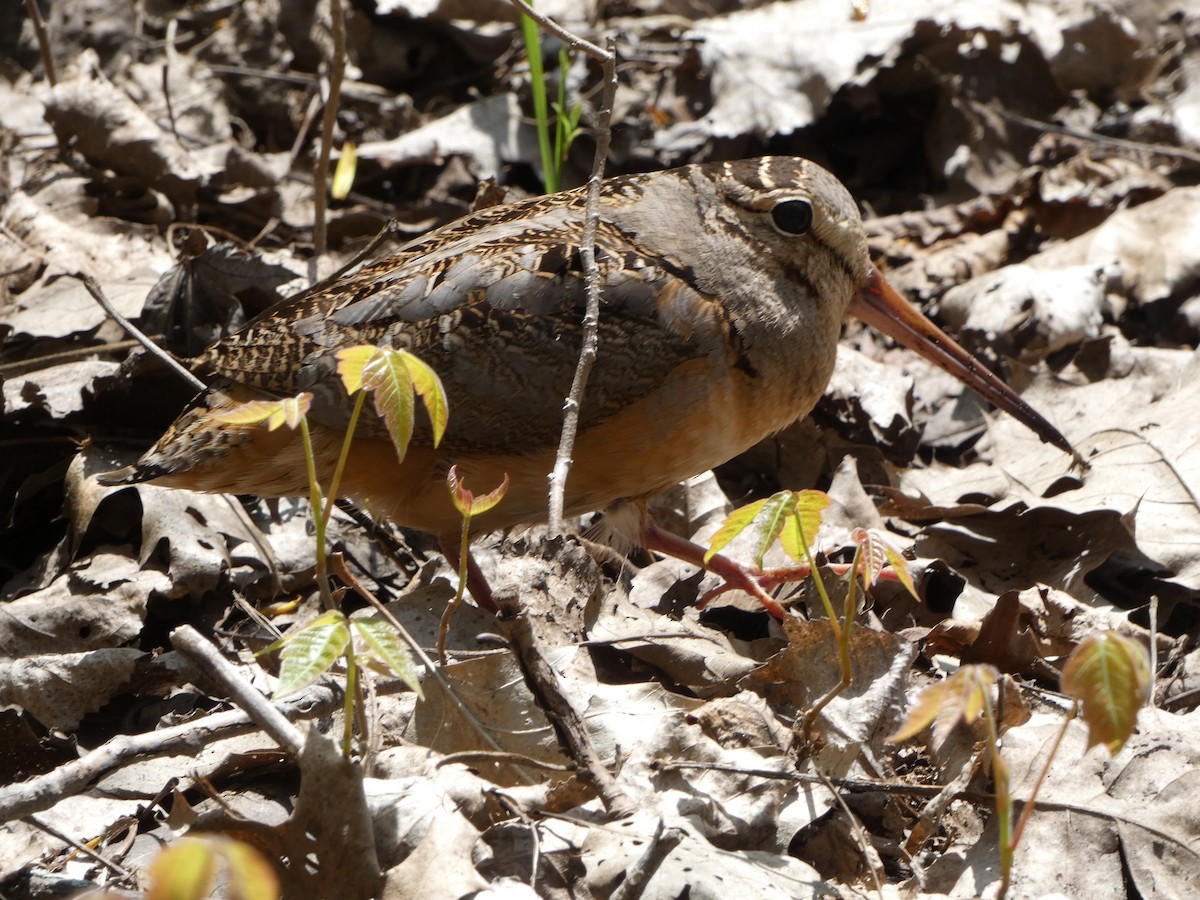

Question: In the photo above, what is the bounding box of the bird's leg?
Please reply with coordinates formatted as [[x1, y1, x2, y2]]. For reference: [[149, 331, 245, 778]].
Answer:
[[438, 538, 498, 614], [638, 518, 790, 619], [639, 518, 897, 618]]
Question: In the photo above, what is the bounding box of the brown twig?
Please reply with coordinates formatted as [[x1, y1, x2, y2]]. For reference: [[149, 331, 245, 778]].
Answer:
[[609, 817, 684, 900], [71, 272, 206, 391], [23, 0, 57, 85], [23, 815, 135, 880], [0, 339, 143, 378], [493, 584, 636, 818], [548, 36, 618, 534], [985, 102, 1200, 167], [161, 18, 180, 142], [172, 625, 306, 756], [437, 751, 575, 772], [311, 0, 347, 269], [815, 767, 885, 895], [0, 683, 343, 821], [506, 0, 608, 58]]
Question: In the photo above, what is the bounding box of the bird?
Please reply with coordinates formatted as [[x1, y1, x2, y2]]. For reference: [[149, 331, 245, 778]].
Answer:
[[101, 157, 1070, 616]]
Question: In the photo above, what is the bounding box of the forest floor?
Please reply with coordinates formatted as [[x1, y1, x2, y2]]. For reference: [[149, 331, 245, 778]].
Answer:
[[2, 0, 1200, 897]]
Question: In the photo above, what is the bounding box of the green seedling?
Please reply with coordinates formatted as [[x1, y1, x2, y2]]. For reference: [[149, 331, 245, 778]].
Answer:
[[706, 490, 917, 725], [552, 46, 583, 184], [267, 607, 423, 757], [889, 631, 1151, 899], [520, 6, 583, 192], [216, 344, 449, 755], [147, 835, 278, 900], [438, 466, 510, 662]]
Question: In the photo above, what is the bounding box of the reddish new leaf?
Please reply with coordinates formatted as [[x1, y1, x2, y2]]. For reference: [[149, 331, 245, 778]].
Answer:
[[888, 664, 999, 744], [1061, 631, 1151, 754], [851, 528, 918, 599], [447, 466, 509, 517]]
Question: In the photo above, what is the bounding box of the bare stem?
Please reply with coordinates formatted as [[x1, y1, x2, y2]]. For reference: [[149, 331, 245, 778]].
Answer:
[[300, 418, 334, 610], [311, 0, 347, 270], [437, 509, 473, 664], [23, 0, 57, 85], [506, 0, 610, 60], [546, 36, 617, 534], [73, 273, 206, 392]]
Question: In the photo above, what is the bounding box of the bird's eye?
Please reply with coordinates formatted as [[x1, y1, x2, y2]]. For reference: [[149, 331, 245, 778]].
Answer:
[[770, 198, 814, 236]]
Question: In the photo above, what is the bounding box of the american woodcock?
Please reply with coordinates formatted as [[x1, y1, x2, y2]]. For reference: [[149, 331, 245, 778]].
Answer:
[[102, 158, 1070, 614]]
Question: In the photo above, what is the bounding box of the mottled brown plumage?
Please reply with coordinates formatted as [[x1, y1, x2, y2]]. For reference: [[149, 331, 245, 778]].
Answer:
[[103, 158, 1068, 613]]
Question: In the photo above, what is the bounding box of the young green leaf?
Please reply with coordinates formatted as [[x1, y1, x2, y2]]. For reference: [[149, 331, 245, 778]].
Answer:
[[352, 618, 423, 697], [1061, 631, 1151, 754], [400, 351, 449, 447], [336, 344, 376, 395], [705, 497, 768, 563], [147, 837, 217, 900], [148, 837, 279, 900], [274, 610, 351, 698], [213, 393, 312, 431], [746, 492, 794, 568], [336, 346, 451, 458], [360, 349, 417, 460], [223, 839, 281, 900], [552, 45, 582, 184], [779, 489, 830, 562], [888, 677, 950, 744], [888, 664, 999, 744]]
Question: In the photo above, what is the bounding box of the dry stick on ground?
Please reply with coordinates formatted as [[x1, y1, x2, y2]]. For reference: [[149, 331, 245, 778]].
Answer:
[[493, 793, 546, 893], [73, 272, 207, 391], [172, 624, 306, 756], [610, 818, 685, 900], [24, 814, 134, 881], [506, 0, 618, 535], [0, 338, 143, 377], [22, 816, 134, 883], [463, 5, 628, 815], [162, 19, 181, 141], [493, 585, 637, 818], [815, 767, 886, 894], [986, 101, 1200, 167], [0, 684, 344, 821]]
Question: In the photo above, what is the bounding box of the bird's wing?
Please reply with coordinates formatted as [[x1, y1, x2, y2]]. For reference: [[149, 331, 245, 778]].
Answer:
[[200, 184, 742, 456]]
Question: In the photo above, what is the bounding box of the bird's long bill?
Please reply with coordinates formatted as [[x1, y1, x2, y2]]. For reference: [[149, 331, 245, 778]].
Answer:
[[848, 268, 1072, 453]]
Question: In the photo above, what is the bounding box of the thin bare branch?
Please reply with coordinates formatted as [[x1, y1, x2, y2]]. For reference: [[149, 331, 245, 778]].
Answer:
[[506, 0, 612, 62], [23, 0, 56, 85], [172, 625, 306, 756], [72, 272, 207, 392], [493, 581, 636, 818], [0, 683, 342, 822], [546, 36, 618, 533], [311, 0, 347, 270]]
